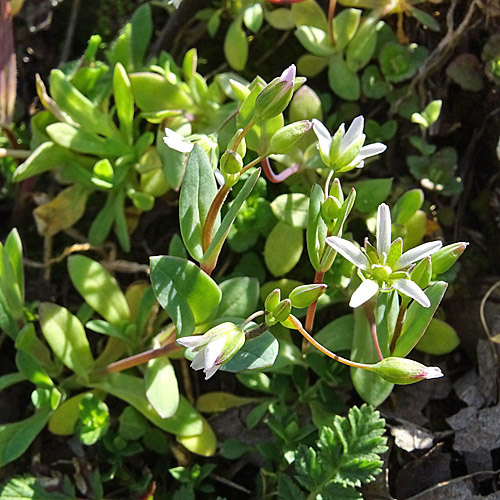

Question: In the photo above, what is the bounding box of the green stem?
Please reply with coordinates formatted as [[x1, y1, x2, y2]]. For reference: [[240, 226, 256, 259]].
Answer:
[[0, 148, 31, 159], [232, 117, 256, 152], [290, 315, 376, 371], [327, 0, 337, 45], [240, 155, 266, 176]]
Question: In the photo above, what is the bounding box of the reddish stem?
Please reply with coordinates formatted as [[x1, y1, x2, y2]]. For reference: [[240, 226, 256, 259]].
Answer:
[[262, 157, 300, 183], [202, 184, 230, 254]]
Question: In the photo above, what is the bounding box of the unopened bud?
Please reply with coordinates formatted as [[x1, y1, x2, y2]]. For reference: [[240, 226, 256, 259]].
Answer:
[[289, 85, 322, 122], [264, 288, 281, 313], [268, 120, 312, 155], [228, 129, 247, 158], [372, 357, 443, 385], [220, 150, 243, 175], [254, 65, 296, 120], [321, 196, 342, 221], [289, 284, 327, 308], [329, 178, 344, 204], [273, 298, 292, 323], [431, 242, 468, 275]]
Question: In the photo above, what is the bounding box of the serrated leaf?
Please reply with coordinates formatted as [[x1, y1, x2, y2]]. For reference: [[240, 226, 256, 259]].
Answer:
[[149, 255, 221, 338], [68, 255, 130, 325], [277, 474, 306, 500]]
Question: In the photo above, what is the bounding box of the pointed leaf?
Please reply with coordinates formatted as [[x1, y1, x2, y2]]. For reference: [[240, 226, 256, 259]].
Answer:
[[150, 255, 221, 338]]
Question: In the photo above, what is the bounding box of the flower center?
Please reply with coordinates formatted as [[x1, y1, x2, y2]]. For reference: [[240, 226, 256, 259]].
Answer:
[[370, 264, 393, 283]]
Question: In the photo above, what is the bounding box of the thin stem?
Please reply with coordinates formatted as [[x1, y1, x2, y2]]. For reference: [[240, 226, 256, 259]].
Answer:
[[242, 310, 265, 327], [363, 303, 384, 361], [261, 157, 300, 183], [92, 342, 182, 377], [327, 0, 337, 45], [232, 117, 256, 152], [303, 270, 325, 352], [390, 303, 408, 354], [240, 155, 266, 176], [202, 184, 230, 253], [324, 169, 334, 198], [0, 148, 31, 159], [216, 107, 239, 133], [290, 315, 375, 371]]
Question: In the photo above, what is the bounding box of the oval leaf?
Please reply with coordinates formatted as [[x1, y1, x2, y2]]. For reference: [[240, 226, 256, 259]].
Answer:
[[328, 53, 360, 101], [271, 193, 309, 229], [145, 356, 179, 418], [265, 222, 303, 276], [224, 20, 248, 71]]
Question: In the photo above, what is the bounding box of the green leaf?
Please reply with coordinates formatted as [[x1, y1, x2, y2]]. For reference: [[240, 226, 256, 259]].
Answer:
[[68, 255, 130, 325], [328, 53, 360, 101], [176, 417, 217, 456], [4, 229, 24, 301], [307, 184, 328, 271], [277, 474, 306, 500], [218, 277, 259, 318], [180, 145, 219, 262], [150, 255, 222, 338], [415, 318, 460, 355], [265, 8, 295, 30], [408, 6, 440, 32], [314, 314, 354, 352], [224, 19, 248, 71], [91, 373, 205, 436], [295, 26, 335, 57], [354, 178, 392, 213], [375, 291, 398, 355], [15, 351, 54, 389], [49, 69, 117, 137], [265, 222, 303, 276], [0, 409, 51, 468], [39, 303, 93, 381], [202, 169, 260, 268], [332, 8, 361, 51], [346, 14, 378, 72], [118, 406, 148, 441], [75, 394, 109, 445], [130, 3, 153, 68], [243, 3, 263, 33], [392, 189, 423, 225], [0, 241, 23, 319], [291, 0, 328, 30], [220, 330, 279, 372], [0, 372, 26, 392], [393, 281, 448, 357], [271, 193, 309, 229], [145, 356, 180, 418], [48, 392, 93, 436], [88, 190, 116, 246], [196, 392, 262, 413], [113, 63, 134, 143], [350, 308, 393, 406], [0, 475, 70, 499], [297, 54, 329, 78]]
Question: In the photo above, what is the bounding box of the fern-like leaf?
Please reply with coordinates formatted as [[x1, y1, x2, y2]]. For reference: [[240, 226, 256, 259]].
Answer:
[[294, 404, 387, 499]]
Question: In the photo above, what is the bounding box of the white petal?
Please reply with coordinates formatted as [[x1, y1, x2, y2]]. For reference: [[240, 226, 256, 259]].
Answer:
[[326, 236, 369, 270], [177, 335, 206, 348], [376, 203, 392, 257], [280, 64, 296, 84], [163, 128, 193, 153], [392, 279, 430, 307], [396, 241, 443, 269], [341, 115, 364, 153], [190, 349, 206, 370], [349, 279, 379, 308], [356, 142, 387, 160], [204, 365, 220, 380], [203, 335, 226, 371], [312, 119, 332, 158], [425, 366, 443, 379]]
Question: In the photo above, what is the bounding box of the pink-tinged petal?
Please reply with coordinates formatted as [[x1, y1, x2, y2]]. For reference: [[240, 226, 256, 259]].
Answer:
[[280, 64, 296, 84], [203, 335, 226, 371], [204, 365, 220, 380], [341, 115, 364, 153], [326, 236, 369, 270], [376, 203, 391, 257], [396, 241, 443, 269], [349, 279, 379, 308], [163, 128, 193, 153], [190, 349, 206, 370], [392, 279, 430, 307], [425, 366, 443, 379], [177, 335, 206, 348], [312, 118, 332, 158]]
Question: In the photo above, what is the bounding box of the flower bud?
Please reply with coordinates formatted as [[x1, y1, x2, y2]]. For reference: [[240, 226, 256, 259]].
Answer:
[[273, 298, 292, 323], [289, 284, 327, 308], [431, 242, 468, 275], [268, 120, 312, 155], [289, 85, 322, 122], [220, 150, 243, 175], [321, 196, 342, 221], [254, 65, 296, 120], [329, 178, 344, 204], [228, 129, 247, 158], [371, 357, 443, 385], [176, 322, 245, 379], [264, 288, 281, 313]]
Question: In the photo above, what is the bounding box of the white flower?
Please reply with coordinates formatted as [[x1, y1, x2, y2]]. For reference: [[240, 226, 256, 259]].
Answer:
[[176, 322, 245, 380], [168, 0, 183, 8], [326, 203, 442, 308], [312, 116, 387, 172], [163, 128, 193, 153]]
